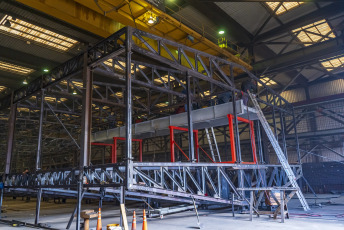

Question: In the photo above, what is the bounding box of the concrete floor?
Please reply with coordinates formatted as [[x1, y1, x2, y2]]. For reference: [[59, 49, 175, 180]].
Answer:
[[0, 194, 343, 230]]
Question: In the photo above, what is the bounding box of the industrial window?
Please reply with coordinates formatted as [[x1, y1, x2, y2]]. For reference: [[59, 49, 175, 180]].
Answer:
[[266, 2, 304, 15], [0, 60, 34, 75], [0, 15, 78, 51], [292, 19, 336, 46], [320, 56, 344, 71], [258, 77, 277, 86]]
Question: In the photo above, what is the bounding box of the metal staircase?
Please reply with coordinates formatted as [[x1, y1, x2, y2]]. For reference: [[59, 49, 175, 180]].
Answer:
[[205, 127, 222, 162], [248, 91, 310, 211]]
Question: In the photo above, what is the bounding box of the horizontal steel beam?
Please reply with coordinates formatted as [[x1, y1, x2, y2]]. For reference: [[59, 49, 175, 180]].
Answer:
[[253, 36, 344, 74], [255, 2, 344, 42]]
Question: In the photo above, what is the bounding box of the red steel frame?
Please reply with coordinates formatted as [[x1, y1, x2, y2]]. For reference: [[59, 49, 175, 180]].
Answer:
[[113, 137, 143, 163], [226, 114, 257, 164], [169, 126, 199, 162], [91, 142, 115, 163]]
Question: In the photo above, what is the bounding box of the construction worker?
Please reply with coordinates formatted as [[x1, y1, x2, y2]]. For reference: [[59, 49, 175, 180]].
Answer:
[[217, 91, 232, 105], [241, 79, 257, 106]]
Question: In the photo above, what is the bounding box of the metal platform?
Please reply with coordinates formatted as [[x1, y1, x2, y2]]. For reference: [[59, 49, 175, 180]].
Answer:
[[92, 100, 257, 142]]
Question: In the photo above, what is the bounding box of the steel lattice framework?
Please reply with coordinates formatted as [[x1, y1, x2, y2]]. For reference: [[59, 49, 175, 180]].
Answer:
[[0, 27, 305, 228]]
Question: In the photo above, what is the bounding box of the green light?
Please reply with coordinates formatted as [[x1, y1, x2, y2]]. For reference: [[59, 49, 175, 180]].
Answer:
[[218, 30, 225, 35], [43, 68, 49, 73]]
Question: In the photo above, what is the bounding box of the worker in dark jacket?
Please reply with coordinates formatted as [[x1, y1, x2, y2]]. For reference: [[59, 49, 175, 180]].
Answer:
[[241, 79, 257, 105], [217, 91, 232, 105]]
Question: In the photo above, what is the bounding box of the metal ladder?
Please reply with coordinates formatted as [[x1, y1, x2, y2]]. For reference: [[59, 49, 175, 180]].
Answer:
[[205, 127, 221, 162], [248, 91, 310, 211]]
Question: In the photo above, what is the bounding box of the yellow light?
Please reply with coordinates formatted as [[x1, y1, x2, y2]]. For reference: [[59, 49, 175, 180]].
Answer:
[[155, 102, 168, 108], [0, 15, 78, 51], [0, 60, 34, 75], [0, 86, 6, 93], [143, 12, 158, 25]]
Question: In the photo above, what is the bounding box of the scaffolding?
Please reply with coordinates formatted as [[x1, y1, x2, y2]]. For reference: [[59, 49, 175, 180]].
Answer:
[[0, 27, 307, 228]]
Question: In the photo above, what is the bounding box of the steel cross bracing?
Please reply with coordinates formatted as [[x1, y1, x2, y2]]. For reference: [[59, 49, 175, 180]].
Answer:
[[0, 27, 290, 112], [248, 91, 310, 211], [0, 26, 306, 225], [4, 163, 302, 205]]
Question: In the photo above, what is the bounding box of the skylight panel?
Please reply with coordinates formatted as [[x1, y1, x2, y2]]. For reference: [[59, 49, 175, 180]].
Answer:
[[0, 60, 34, 75], [0, 15, 78, 51], [292, 19, 336, 46], [320, 56, 344, 71], [266, 2, 304, 15], [258, 77, 277, 86]]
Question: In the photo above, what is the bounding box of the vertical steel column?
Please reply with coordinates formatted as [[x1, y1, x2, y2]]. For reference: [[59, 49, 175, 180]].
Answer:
[[230, 67, 241, 162], [80, 52, 93, 167], [249, 190, 253, 221], [34, 188, 42, 225], [292, 107, 301, 164], [231, 193, 235, 217], [256, 121, 264, 163], [281, 190, 285, 223], [76, 181, 82, 230], [5, 93, 16, 175], [279, 112, 288, 159], [230, 67, 243, 192], [120, 186, 125, 227], [0, 186, 3, 219], [272, 95, 278, 138], [36, 90, 45, 170], [125, 27, 133, 189], [186, 73, 195, 162]]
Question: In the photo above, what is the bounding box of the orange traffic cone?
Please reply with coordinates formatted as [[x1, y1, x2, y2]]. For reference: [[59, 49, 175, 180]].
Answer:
[[142, 209, 148, 230], [96, 207, 102, 230], [132, 211, 137, 230]]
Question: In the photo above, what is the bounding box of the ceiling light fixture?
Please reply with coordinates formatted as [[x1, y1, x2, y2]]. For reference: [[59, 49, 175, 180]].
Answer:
[[43, 68, 49, 73], [23, 78, 28, 85], [218, 30, 225, 35], [72, 90, 77, 95], [144, 11, 158, 25]]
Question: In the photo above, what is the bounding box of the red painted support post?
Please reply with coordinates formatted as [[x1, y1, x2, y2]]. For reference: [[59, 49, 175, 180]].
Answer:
[[227, 114, 237, 163], [169, 126, 175, 162], [250, 121, 258, 164], [227, 114, 257, 164], [113, 137, 143, 163], [194, 130, 199, 162]]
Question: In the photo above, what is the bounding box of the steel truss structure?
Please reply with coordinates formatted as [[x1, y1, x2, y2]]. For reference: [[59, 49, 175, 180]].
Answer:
[[0, 27, 307, 228]]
